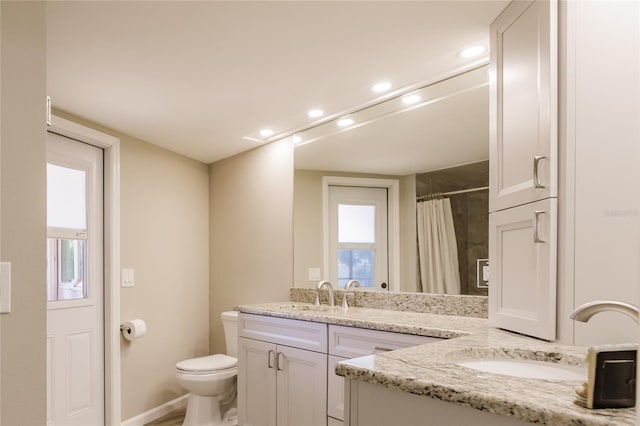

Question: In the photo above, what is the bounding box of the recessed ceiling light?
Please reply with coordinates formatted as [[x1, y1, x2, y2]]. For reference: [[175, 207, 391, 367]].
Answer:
[[459, 45, 487, 59], [337, 117, 354, 127], [259, 129, 274, 137], [372, 82, 392, 93], [308, 109, 324, 118], [292, 135, 302, 144], [402, 93, 421, 105]]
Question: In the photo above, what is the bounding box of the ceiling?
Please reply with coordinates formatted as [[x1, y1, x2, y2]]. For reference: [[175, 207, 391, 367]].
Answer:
[[47, 1, 508, 165], [294, 66, 489, 176]]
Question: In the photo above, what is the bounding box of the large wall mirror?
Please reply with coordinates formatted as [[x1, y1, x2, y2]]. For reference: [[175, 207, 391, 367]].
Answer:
[[293, 65, 489, 296]]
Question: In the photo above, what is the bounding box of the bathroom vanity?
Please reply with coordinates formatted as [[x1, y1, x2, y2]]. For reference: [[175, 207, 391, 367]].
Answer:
[[235, 301, 636, 426]]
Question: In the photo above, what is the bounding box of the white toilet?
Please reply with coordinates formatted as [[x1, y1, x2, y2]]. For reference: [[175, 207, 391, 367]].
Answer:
[[176, 310, 239, 426]]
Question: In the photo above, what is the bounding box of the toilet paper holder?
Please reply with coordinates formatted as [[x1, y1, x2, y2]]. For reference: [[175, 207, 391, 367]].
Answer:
[[120, 319, 147, 341]]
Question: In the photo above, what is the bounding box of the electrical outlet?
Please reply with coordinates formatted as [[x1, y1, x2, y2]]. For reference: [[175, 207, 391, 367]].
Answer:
[[477, 259, 489, 289]]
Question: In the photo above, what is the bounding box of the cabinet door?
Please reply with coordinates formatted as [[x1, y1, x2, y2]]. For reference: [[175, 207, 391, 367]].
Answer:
[[489, 198, 557, 340], [238, 337, 277, 426], [490, 0, 558, 212], [328, 355, 346, 421], [276, 345, 327, 426]]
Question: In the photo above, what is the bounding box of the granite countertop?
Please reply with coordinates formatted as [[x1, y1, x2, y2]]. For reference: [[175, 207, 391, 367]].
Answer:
[[236, 301, 488, 339], [235, 302, 636, 426]]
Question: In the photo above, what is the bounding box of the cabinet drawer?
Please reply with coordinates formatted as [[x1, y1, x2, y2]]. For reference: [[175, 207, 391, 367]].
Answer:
[[239, 313, 328, 353], [328, 325, 439, 358]]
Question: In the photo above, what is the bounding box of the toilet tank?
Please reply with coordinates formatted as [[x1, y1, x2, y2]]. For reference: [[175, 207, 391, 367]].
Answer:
[[221, 310, 239, 357]]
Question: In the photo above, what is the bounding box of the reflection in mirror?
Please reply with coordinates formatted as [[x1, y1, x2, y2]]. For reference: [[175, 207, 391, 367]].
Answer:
[[293, 66, 489, 296]]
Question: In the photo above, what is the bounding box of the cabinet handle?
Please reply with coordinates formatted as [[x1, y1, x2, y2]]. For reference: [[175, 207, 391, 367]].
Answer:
[[276, 352, 285, 371], [533, 156, 546, 189], [374, 346, 394, 353], [533, 210, 546, 243], [268, 350, 275, 369]]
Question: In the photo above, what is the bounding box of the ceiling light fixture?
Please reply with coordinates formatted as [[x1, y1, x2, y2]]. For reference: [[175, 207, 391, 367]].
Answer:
[[259, 129, 274, 137], [459, 45, 487, 59], [308, 109, 324, 118], [372, 82, 392, 93], [402, 93, 421, 105], [292, 135, 302, 145], [337, 117, 354, 127]]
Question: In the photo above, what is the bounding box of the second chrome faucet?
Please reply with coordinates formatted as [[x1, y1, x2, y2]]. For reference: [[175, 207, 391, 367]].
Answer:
[[316, 280, 335, 306], [343, 279, 361, 309]]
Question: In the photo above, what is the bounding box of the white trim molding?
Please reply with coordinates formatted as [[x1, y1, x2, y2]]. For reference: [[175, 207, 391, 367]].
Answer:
[[121, 394, 188, 426], [48, 115, 122, 425], [322, 176, 401, 292]]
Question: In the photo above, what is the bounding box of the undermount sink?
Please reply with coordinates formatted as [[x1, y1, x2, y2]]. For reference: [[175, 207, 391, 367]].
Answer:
[[455, 358, 586, 381]]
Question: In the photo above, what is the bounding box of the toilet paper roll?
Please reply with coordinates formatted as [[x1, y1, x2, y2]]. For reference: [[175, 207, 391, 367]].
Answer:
[[121, 319, 147, 341]]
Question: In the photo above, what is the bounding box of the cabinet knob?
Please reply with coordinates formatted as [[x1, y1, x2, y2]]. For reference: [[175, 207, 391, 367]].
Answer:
[[268, 350, 275, 369], [533, 156, 547, 189], [533, 210, 546, 243], [276, 352, 285, 371]]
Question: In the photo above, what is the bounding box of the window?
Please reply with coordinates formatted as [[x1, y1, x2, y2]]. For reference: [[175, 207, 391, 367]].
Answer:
[[47, 163, 89, 302]]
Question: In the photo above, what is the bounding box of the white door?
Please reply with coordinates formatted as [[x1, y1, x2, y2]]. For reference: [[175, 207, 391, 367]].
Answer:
[[328, 186, 388, 290], [275, 345, 327, 426], [46, 132, 104, 426], [238, 337, 277, 426], [489, 198, 557, 341]]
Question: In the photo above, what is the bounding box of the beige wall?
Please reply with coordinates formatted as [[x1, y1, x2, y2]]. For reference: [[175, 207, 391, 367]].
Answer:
[[0, 2, 47, 425], [53, 111, 210, 420], [293, 169, 417, 292], [209, 139, 293, 355]]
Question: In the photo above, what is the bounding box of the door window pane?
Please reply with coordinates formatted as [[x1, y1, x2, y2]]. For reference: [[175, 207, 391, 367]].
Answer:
[[338, 204, 376, 243], [47, 238, 88, 301], [338, 249, 374, 287], [47, 164, 87, 230]]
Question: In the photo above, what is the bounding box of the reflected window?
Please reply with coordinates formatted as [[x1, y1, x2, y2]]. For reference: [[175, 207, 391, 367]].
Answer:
[[338, 249, 374, 287], [338, 204, 376, 243]]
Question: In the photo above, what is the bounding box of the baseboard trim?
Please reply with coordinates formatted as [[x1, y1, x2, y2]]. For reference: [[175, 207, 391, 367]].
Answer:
[[122, 394, 188, 426]]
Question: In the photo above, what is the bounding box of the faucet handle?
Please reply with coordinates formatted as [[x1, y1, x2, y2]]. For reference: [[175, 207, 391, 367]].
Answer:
[[312, 290, 320, 306]]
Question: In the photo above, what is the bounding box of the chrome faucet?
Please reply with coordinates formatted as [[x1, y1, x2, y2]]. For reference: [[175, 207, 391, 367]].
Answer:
[[570, 300, 639, 324], [342, 280, 361, 309], [316, 280, 335, 307]]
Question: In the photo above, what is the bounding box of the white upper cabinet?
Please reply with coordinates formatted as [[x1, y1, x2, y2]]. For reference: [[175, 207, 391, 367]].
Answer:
[[489, 198, 557, 340], [490, 0, 558, 212]]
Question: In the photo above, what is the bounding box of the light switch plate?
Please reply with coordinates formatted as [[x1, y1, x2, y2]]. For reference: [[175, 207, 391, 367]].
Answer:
[[121, 268, 135, 287], [308, 267, 321, 281], [0, 262, 12, 314]]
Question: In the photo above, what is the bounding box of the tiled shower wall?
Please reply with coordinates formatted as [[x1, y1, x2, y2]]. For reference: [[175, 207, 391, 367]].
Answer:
[[415, 161, 489, 296]]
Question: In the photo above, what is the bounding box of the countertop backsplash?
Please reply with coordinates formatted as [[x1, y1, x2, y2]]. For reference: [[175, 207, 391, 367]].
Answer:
[[290, 287, 488, 318]]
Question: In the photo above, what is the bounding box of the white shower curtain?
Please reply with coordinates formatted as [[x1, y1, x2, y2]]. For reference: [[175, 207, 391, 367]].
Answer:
[[416, 198, 461, 294]]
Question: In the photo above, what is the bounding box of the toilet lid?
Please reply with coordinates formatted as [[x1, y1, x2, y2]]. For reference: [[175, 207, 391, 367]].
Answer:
[[176, 354, 237, 373]]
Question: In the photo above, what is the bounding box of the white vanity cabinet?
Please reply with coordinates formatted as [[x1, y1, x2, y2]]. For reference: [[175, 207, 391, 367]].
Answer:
[[237, 312, 442, 426], [327, 325, 440, 425], [488, 0, 559, 341], [238, 313, 328, 426], [345, 381, 530, 426]]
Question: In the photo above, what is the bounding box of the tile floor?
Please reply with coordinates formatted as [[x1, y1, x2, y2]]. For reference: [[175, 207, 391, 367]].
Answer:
[[144, 407, 186, 426]]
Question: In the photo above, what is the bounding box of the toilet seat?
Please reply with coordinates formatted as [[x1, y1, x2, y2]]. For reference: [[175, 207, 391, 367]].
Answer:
[[176, 354, 237, 375]]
